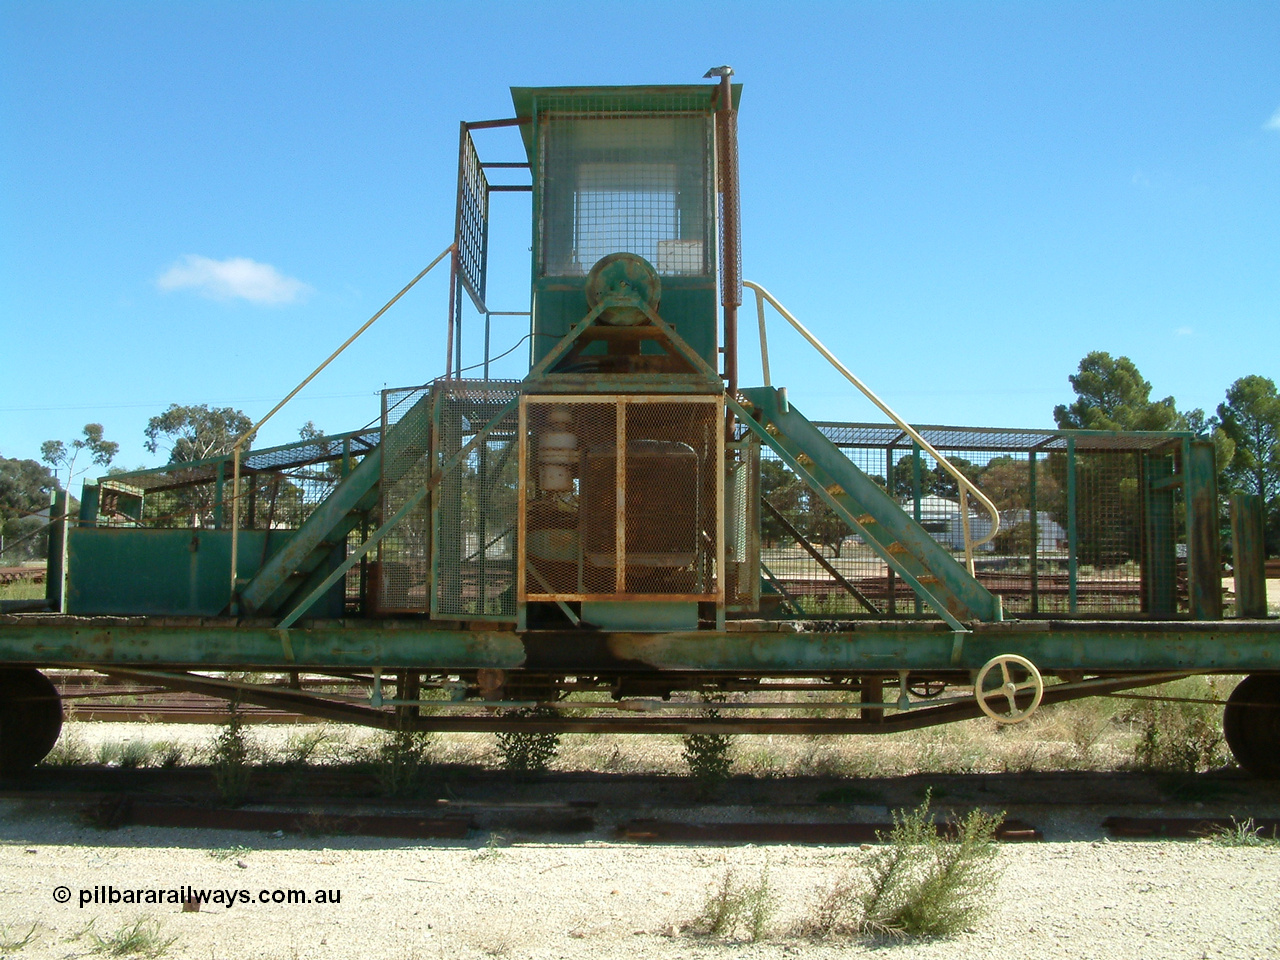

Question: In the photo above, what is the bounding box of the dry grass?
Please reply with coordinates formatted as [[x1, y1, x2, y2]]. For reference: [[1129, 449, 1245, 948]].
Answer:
[[0, 578, 44, 601]]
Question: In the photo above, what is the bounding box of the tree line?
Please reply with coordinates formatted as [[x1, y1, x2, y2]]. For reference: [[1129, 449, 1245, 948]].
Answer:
[[0, 404, 307, 560]]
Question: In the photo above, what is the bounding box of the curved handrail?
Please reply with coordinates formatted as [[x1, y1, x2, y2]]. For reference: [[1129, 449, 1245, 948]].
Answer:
[[743, 280, 1000, 575]]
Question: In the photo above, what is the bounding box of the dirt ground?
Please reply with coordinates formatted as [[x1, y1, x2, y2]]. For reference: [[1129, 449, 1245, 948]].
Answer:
[[1, 809, 1277, 960]]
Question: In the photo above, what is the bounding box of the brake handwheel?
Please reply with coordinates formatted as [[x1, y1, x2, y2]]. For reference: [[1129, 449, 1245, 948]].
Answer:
[[974, 654, 1044, 724]]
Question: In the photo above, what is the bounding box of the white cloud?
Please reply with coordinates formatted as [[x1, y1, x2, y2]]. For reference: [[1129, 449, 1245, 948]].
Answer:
[[157, 255, 311, 304], [1266, 107, 1280, 132], [1175, 326, 1193, 337]]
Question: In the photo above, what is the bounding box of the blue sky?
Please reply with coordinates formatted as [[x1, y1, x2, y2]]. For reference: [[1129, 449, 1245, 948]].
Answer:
[[2, 1, 1277, 483]]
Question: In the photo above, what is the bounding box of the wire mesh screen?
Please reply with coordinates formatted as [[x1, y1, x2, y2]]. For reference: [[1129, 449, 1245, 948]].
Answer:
[[456, 127, 489, 312], [538, 113, 714, 277], [714, 97, 741, 308], [376, 386, 434, 614], [725, 439, 760, 611], [758, 443, 891, 616], [522, 396, 722, 602], [755, 422, 1189, 619], [432, 383, 521, 620]]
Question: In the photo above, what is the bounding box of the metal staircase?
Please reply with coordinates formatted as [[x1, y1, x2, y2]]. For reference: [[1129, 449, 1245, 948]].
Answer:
[[736, 387, 1002, 627], [238, 392, 434, 616]]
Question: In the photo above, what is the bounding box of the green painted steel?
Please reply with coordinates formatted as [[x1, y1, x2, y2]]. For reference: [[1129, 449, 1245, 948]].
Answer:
[[530, 278, 719, 369], [77, 485, 99, 526], [1231, 493, 1267, 618], [1142, 453, 1177, 616], [912, 444, 923, 616], [275, 396, 520, 628], [1028, 452, 1039, 614], [45, 491, 67, 612], [100, 426, 378, 489], [739, 388, 1001, 624], [2, 616, 1277, 674], [1186, 439, 1223, 620], [580, 600, 699, 631], [213, 461, 224, 529], [65, 528, 329, 617], [513, 85, 732, 377]]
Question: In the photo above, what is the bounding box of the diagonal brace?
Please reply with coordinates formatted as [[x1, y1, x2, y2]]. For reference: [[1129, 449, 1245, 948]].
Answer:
[[762, 498, 879, 615]]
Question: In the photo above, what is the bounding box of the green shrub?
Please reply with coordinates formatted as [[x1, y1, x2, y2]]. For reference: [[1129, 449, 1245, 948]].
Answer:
[[806, 793, 1003, 939], [1130, 680, 1227, 772], [1205, 817, 1279, 848], [89, 917, 178, 958], [495, 706, 560, 776], [371, 726, 435, 797], [210, 701, 254, 806], [681, 729, 733, 789], [681, 698, 734, 792]]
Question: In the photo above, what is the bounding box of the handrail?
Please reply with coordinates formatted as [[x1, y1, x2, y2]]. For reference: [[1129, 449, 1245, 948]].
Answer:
[[743, 280, 1000, 575], [228, 243, 455, 607]]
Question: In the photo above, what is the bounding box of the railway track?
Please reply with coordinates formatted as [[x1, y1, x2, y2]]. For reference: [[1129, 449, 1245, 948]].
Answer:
[[3, 762, 1276, 846]]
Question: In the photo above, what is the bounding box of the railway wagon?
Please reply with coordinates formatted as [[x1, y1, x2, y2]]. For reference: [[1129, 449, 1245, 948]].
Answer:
[[3, 72, 1278, 778]]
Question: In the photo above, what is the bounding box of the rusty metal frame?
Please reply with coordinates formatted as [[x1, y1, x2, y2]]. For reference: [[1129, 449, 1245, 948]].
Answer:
[[518, 394, 725, 606]]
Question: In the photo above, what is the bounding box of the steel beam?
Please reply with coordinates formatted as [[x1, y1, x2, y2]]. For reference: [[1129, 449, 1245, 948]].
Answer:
[[3, 616, 1278, 674]]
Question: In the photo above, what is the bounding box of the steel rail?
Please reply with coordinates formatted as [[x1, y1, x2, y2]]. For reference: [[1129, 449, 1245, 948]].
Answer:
[[743, 280, 1001, 575]]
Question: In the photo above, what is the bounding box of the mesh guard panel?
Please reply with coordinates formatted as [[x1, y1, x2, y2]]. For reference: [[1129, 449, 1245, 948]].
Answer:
[[521, 395, 723, 603], [433, 382, 521, 620], [376, 386, 433, 613]]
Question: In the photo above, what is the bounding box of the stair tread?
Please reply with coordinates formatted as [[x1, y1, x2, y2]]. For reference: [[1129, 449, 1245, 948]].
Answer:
[[739, 386, 999, 624]]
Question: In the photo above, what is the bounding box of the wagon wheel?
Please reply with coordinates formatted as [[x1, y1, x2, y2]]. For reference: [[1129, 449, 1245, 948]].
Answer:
[[0, 669, 63, 775], [1223, 674, 1280, 778], [974, 655, 1043, 725]]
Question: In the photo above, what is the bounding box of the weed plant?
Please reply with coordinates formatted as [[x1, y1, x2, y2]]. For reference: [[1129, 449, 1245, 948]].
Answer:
[[95, 741, 123, 766], [0, 579, 44, 601], [116, 740, 151, 769], [281, 725, 332, 766], [691, 861, 773, 941], [475, 832, 505, 861], [1205, 817, 1279, 848], [681, 729, 734, 790], [495, 706, 561, 776], [806, 793, 1003, 939], [1127, 678, 1228, 772], [153, 740, 186, 768], [210, 700, 254, 806], [0, 922, 38, 951], [371, 725, 435, 797], [206, 844, 253, 862], [88, 917, 178, 958], [41, 728, 90, 766], [682, 696, 735, 794]]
